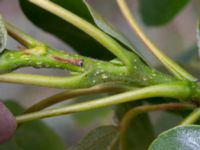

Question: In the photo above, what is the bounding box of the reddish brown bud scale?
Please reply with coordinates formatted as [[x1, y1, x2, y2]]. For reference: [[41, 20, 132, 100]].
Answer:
[[52, 56, 83, 66]]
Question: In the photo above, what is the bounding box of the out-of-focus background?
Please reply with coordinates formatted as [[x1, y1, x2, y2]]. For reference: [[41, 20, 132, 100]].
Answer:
[[0, 0, 199, 146]]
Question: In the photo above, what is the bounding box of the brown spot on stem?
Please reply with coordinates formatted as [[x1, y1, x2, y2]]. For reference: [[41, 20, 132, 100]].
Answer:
[[52, 56, 83, 67], [17, 45, 26, 51]]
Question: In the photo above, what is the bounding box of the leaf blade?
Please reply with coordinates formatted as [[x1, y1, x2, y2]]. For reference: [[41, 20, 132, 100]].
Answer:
[[70, 126, 119, 150], [149, 125, 200, 150], [139, 0, 190, 26]]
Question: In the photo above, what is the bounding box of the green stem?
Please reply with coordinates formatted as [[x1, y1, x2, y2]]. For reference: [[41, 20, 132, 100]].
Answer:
[[6, 22, 44, 48], [25, 83, 131, 113], [29, 0, 134, 71], [0, 48, 177, 88], [0, 49, 84, 73], [117, 0, 197, 81], [16, 81, 196, 123], [180, 108, 200, 125], [0, 73, 88, 88], [119, 103, 195, 149]]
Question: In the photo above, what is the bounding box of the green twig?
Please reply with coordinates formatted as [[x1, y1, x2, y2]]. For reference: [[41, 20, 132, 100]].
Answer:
[[117, 0, 197, 81], [29, 0, 136, 71], [6, 22, 44, 48], [16, 81, 197, 123], [0, 72, 89, 88], [0, 48, 177, 88], [25, 83, 131, 113], [180, 108, 200, 125], [0, 49, 84, 73]]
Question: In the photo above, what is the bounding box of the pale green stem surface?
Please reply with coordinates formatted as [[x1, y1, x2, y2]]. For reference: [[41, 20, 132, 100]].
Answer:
[[6, 22, 44, 48], [16, 82, 195, 123], [0, 73, 88, 88], [25, 83, 131, 113], [180, 108, 200, 125]]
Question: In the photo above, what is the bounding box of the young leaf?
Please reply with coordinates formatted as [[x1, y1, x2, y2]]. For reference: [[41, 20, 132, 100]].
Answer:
[[0, 15, 7, 52], [0, 101, 66, 150], [149, 125, 200, 150], [70, 126, 119, 150], [139, 0, 190, 26]]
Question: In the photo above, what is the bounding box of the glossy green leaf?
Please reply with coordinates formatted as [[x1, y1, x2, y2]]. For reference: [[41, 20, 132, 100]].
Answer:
[[149, 125, 200, 150], [139, 0, 190, 26], [116, 102, 155, 150], [19, 0, 113, 60], [70, 126, 119, 150], [0, 101, 66, 150], [0, 15, 7, 52]]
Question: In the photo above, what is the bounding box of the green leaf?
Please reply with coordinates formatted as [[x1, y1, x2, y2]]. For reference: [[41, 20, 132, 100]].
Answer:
[[139, 0, 190, 26], [73, 94, 111, 125], [0, 15, 7, 52], [116, 102, 155, 150], [84, 0, 136, 52], [19, 0, 113, 60], [73, 107, 110, 125], [149, 125, 200, 150], [153, 111, 183, 135], [0, 101, 66, 150], [70, 126, 119, 150]]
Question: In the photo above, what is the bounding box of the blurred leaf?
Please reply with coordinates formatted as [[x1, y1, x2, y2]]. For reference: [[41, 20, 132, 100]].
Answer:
[[0, 101, 17, 144], [73, 94, 111, 125], [153, 111, 183, 135], [139, 0, 190, 26], [19, 0, 113, 60], [0, 101, 66, 150], [70, 126, 119, 150], [84, 0, 139, 54], [116, 102, 155, 150], [197, 22, 200, 58], [149, 125, 200, 150], [175, 45, 198, 64], [73, 107, 111, 125], [0, 15, 7, 52]]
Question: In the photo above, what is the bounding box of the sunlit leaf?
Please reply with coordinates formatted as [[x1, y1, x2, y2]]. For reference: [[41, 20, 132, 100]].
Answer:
[[149, 125, 200, 150]]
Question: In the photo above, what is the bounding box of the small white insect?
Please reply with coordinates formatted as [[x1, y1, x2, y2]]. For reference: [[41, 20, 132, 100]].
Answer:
[[0, 15, 7, 52]]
